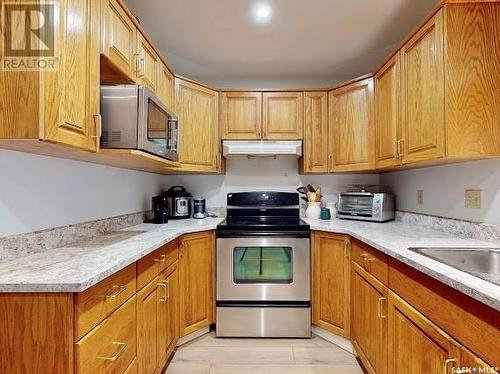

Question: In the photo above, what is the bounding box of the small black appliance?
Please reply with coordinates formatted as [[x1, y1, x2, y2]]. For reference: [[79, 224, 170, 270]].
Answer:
[[152, 196, 169, 224]]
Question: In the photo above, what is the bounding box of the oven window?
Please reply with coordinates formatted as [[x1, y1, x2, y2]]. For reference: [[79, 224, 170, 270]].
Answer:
[[233, 247, 292, 284], [147, 99, 167, 146]]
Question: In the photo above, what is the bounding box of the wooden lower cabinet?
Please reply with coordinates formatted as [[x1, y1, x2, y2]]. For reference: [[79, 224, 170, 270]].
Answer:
[[161, 262, 180, 364], [75, 296, 137, 374], [351, 262, 388, 374], [137, 263, 179, 374], [312, 231, 351, 338], [179, 231, 215, 337], [124, 358, 138, 374], [137, 276, 162, 374], [388, 291, 461, 374]]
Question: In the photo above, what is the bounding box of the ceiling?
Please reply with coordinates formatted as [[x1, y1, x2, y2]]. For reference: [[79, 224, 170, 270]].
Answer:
[[124, 0, 438, 88]]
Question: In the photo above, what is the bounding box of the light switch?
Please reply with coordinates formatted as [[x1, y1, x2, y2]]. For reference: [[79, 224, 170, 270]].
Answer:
[[465, 189, 481, 209]]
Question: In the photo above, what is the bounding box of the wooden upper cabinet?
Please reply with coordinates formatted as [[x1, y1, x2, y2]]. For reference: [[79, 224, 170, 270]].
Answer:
[[179, 231, 214, 337], [375, 53, 402, 169], [388, 291, 461, 374], [158, 64, 175, 110], [312, 232, 351, 338], [263, 92, 304, 140], [401, 10, 445, 164], [136, 33, 160, 92], [329, 78, 375, 172], [302, 92, 329, 173], [221, 92, 262, 139], [42, 0, 100, 152], [100, 0, 137, 81], [176, 78, 219, 172], [351, 262, 388, 374]]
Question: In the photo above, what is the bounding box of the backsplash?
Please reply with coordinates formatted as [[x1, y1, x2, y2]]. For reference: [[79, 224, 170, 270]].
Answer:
[[0, 212, 149, 262], [395, 211, 500, 241]]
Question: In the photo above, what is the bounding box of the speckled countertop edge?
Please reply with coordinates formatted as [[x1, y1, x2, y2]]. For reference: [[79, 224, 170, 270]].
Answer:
[[0, 218, 224, 293], [304, 218, 500, 311]]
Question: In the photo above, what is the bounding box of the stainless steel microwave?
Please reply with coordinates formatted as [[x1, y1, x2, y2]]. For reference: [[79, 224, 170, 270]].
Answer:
[[100, 85, 179, 161], [337, 192, 395, 222]]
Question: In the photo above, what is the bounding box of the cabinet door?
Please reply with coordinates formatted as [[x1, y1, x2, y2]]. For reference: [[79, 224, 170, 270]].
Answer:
[[312, 232, 350, 338], [388, 291, 460, 374], [137, 33, 160, 92], [101, 0, 137, 81], [375, 53, 402, 169], [43, 0, 100, 151], [137, 277, 161, 374], [179, 231, 214, 337], [176, 78, 219, 172], [158, 63, 175, 110], [401, 10, 445, 164], [164, 262, 179, 361], [351, 262, 388, 374], [221, 92, 262, 139], [303, 92, 329, 173], [329, 78, 375, 172], [262, 92, 304, 139]]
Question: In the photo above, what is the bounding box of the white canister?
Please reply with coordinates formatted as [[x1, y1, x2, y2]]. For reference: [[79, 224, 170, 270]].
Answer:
[[305, 202, 321, 219], [326, 202, 337, 218]]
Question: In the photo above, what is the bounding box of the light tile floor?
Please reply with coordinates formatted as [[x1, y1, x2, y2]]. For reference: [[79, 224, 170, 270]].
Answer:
[[166, 332, 364, 374]]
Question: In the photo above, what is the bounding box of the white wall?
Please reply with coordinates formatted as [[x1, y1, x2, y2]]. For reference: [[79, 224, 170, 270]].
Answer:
[[380, 159, 500, 224], [166, 157, 380, 207], [0, 150, 167, 236]]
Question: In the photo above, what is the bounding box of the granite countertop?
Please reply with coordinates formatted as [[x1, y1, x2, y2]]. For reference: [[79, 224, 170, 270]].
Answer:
[[0, 215, 499, 311], [304, 218, 500, 311], [0, 218, 224, 293]]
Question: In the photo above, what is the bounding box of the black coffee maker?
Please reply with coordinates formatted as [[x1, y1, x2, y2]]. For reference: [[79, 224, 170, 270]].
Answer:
[[152, 196, 169, 224]]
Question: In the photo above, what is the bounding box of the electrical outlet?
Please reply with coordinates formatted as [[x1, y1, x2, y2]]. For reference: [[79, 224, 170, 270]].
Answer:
[[465, 189, 481, 209], [417, 190, 424, 205]]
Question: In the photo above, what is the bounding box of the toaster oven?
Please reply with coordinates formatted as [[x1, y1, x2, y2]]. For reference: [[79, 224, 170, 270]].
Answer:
[[337, 192, 395, 222]]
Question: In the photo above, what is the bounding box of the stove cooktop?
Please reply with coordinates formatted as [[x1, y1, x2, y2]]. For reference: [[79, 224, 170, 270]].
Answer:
[[217, 191, 310, 238]]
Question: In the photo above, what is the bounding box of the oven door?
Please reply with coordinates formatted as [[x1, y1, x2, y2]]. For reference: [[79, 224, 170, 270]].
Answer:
[[138, 86, 178, 160], [217, 237, 310, 301]]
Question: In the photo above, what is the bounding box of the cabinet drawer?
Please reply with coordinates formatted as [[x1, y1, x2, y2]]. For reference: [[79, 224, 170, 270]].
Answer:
[[137, 239, 178, 290], [351, 239, 388, 285], [75, 296, 137, 374], [75, 263, 136, 340]]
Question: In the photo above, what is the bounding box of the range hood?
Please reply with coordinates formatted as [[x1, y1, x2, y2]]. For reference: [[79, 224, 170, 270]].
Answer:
[[222, 140, 303, 158]]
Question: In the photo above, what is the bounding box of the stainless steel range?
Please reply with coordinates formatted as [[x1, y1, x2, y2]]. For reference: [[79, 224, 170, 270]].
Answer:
[[216, 192, 311, 338]]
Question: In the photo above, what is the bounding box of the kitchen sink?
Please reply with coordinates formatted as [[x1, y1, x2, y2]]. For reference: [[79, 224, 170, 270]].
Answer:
[[408, 247, 500, 285]]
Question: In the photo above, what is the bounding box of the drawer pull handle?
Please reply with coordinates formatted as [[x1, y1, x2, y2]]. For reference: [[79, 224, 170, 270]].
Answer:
[[97, 341, 127, 361], [158, 282, 168, 302], [443, 358, 457, 374], [101, 285, 126, 300], [154, 254, 167, 263], [360, 253, 374, 262], [377, 297, 387, 319]]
